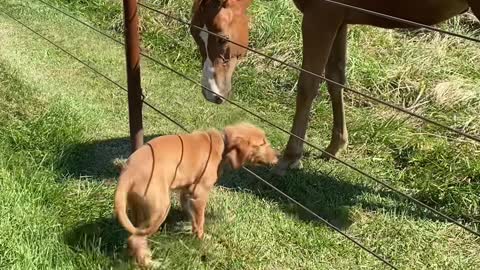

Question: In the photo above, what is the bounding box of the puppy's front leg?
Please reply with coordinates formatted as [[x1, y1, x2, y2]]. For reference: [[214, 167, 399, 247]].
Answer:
[[190, 197, 207, 239], [180, 191, 190, 215], [182, 186, 210, 239], [181, 191, 200, 236]]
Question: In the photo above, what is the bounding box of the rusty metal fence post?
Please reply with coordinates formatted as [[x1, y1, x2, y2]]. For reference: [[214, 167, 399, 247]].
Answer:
[[122, 0, 144, 153]]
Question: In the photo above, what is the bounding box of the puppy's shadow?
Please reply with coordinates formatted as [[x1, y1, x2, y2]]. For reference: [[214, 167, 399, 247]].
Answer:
[[61, 136, 378, 232], [63, 207, 215, 265], [64, 217, 128, 265], [161, 204, 222, 234]]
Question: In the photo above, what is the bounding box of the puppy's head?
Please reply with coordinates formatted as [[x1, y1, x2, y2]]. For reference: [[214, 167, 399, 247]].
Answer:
[[223, 123, 279, 170]]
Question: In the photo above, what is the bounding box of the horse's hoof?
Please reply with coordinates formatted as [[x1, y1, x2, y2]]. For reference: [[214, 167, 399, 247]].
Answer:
[[320, 151, 334, 161], [321, 141, 347, 161], [273, 158, 303, 176]]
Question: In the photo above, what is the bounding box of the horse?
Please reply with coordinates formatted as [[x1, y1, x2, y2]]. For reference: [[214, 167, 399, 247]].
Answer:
[[189, 0, 480, 175]]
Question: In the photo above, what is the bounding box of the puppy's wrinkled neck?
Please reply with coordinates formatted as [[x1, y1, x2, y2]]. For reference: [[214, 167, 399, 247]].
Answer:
[[218, 130, 235, 173]]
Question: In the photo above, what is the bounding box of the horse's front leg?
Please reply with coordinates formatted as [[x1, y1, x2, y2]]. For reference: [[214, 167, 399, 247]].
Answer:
[[274, 11, 343, 176], [323, 23, 348, 159]]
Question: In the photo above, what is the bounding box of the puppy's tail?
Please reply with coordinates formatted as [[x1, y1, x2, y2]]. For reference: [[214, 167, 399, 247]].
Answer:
[[114, 171, 171, 236], [114, 171, 142, 235]]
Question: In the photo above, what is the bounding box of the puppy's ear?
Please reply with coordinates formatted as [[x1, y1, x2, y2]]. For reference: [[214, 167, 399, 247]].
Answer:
[[225, 138, 250, 170]]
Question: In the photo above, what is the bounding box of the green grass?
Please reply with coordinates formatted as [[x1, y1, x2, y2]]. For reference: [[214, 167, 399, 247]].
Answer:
[[0, 0, 479, 269]]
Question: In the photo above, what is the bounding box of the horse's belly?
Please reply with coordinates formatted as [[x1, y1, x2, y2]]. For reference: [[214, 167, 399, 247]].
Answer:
[[341, 0, 469, 27]]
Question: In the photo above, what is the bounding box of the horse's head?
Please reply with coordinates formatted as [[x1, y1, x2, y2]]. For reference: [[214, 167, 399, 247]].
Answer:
[[190, 0, 252, 104]]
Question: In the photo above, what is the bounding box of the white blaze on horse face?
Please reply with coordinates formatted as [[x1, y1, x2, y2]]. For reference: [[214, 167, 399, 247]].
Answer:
[[200, 25, 222, 100]]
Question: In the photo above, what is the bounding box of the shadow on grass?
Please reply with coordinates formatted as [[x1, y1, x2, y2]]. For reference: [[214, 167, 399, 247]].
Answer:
[[218, 166, 366, 229], [61, 134, 163, 180], [219, 165, 460, 228], [63, 207, 219, 265], [64, 217, 127, 259]]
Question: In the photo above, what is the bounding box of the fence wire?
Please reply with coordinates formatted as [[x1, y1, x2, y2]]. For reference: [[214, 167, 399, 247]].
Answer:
[[33, 0, 480, 239], [138, 1, 480, 144], [0, 7, 397, 269]]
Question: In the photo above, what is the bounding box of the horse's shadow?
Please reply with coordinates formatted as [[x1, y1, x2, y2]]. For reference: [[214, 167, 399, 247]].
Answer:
[[218, 165, 365, 229], [60, 136, 446, 262]]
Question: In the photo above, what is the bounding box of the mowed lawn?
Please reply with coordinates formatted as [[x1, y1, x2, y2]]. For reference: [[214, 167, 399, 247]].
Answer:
[[0, 0, 479, 269]]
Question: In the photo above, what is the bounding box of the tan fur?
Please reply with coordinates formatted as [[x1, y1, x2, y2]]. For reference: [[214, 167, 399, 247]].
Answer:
[[114, 123, 278, 267]]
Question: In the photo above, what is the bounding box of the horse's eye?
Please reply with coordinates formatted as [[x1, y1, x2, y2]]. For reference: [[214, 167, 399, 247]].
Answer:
[[217, 35, 228, 45], [220, 54, 230, 65]]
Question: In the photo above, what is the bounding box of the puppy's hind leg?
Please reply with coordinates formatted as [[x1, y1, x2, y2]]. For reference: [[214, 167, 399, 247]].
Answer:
[[180, 191, 196, 233], [128, 235, 151, 267], [134, 197, 171, 267], [127, 197, 152, 267]]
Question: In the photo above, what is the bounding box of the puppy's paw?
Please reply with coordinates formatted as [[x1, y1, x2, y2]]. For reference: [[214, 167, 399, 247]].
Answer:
[[202, 232, 211, 240], [196, 229, 205, 240], [149, 259, 162, 269], [135, 250, 153, 269]]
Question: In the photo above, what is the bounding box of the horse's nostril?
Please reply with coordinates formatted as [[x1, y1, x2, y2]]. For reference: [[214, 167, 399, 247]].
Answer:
[[214, 96, 223, 104]]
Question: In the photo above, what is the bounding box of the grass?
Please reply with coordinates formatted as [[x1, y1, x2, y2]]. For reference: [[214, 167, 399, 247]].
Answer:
[[0, 0, 479, 269]]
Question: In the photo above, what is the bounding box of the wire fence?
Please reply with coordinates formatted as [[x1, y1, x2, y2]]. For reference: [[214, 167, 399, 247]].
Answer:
[[3, 0, 480, 268]]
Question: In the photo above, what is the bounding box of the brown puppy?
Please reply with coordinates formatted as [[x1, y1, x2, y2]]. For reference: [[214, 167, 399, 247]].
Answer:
[[114, 123, 278, 266]]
